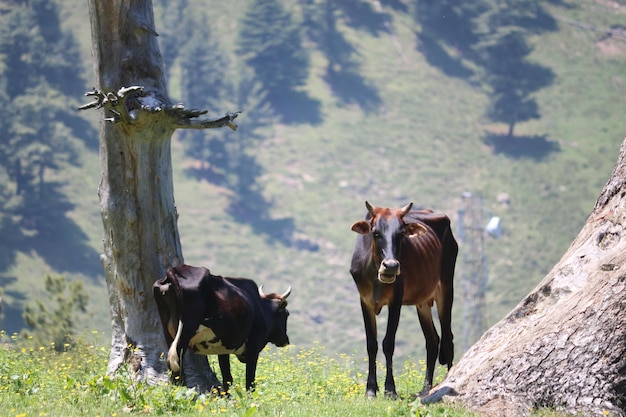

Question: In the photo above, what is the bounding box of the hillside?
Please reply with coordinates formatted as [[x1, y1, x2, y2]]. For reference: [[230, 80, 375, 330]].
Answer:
[[1, 0, 625, 367]]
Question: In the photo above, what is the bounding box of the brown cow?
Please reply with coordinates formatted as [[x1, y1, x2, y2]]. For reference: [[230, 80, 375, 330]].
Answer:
[[350, 201, 457, 398]]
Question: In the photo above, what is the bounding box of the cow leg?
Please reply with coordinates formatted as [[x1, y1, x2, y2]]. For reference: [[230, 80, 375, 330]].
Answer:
[[180, 350, 221, 394], [244, 351, 260, 392], [416, 304, 440, 393], [436, 280, 454, 370], [438, 238, 457, 369], [382, 298, 402, 399], [360, 300, 378, 398], [218, 354, 232, 393]]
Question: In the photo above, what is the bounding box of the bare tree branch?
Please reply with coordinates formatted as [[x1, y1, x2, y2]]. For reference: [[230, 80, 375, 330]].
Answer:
[[170, 106, 240, 131], [79, 86, 240, 130]]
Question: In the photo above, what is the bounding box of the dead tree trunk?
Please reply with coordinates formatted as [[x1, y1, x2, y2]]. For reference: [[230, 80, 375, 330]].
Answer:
[[80, 0, 237, 390], [425, 138, 626, 416]]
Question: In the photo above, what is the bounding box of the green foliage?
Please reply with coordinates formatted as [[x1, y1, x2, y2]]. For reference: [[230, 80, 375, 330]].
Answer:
[[479, 30, 547, 136], [0, 0, 83, 234], [177, 10, 234, 173], [156, 0, 191, 77], [174, 5, 279, 219], [415, 0, 556, 136], [237, 0, 309, 105], [0, 163, 22, 233], [473, 4, 555, 136], [22, 275, 89, 351]]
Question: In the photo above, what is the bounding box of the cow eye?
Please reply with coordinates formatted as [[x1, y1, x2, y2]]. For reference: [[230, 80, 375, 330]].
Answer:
[[372, 230, 381, 239]]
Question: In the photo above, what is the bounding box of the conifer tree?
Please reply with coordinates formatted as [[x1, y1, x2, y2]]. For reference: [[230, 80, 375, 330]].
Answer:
[[222, 69, 277, 217], [237, 0, 309, 106], [178, 11, 231, 173], [177, 10, 277, 216], [23, 275, 89, 351], [414, 0, 555, 139], [156, 0, 190, 78], [0, 0, 83, 231], [472, 3, 554, 137], [478, 30, 542, 137]]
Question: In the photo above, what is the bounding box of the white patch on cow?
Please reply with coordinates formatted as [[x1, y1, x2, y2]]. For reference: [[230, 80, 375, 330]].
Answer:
[[189, 325, 246, 356]]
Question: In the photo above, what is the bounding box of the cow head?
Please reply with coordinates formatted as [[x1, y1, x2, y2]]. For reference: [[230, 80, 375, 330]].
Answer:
[[258, 285, 291, 347], [351, 201, 428, 284]]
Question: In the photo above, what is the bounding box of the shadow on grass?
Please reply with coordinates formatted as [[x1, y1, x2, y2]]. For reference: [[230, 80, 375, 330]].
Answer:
[[416, 33, 474, 79], [0, 288, 26, 334], [324, 66, 381, 112], [185, 166, 319, 252], [13, 182, 102, 281], [269, 90, 323, 125], [228, 197, 319, 252], [483, 133, 560, 160]]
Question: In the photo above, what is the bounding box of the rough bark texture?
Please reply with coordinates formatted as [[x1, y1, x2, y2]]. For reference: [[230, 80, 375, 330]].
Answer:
[[426, 138, 626, 416], [85, 0, 234, 390]]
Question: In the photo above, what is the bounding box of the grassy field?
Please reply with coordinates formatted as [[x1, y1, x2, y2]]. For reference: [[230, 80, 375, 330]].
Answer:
[[0, 332, 469, 417], [1, 0, 625, 375], [2, 332, 586, 417]]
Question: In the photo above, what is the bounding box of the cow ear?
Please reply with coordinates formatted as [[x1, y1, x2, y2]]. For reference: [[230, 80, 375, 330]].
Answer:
[[351, 220, 372, 234], [406, 222, 428, 238]]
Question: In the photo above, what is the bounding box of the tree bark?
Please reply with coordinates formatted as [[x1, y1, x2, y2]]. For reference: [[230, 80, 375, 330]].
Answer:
[[425, 138, 626, 416], [83, 0, 237, 389]]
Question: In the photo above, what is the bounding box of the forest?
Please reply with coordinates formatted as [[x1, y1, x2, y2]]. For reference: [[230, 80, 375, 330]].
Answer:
[[0, 0, 625, 365]]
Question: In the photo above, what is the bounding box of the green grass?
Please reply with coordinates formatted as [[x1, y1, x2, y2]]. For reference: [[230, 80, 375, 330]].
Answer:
[[2, 0, 626, 376], [0, 332, 584, 417], [0, 332, 477, 417]]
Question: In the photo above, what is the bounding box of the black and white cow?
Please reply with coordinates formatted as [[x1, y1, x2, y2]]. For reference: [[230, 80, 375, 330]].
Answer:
[[153, 264, 291, 391]]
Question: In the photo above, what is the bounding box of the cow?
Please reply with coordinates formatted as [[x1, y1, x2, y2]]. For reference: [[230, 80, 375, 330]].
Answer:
[[153, 264, 291, 392], [349, 201, 458, 398]]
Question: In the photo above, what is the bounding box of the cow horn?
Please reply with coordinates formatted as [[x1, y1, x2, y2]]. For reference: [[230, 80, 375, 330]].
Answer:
[[281, 286, 292, 300], [400, 202, 413, 217], [258, 284, 266, 298], [365, 201, 375, 216]]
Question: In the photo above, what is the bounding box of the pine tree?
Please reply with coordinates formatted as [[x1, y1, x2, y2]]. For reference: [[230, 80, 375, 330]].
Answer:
[[0, 0, 83, 231], [224, 70, 277, 218], [237, 0, 309, 106], [473, 2, 554, 137], [414, 0, 555, 139], [22, 275, 89, 351], [178, 11, 232, 174], [156, 0, 190, 78], [177, 9, 277, 216], [478, 30, 542, 137]]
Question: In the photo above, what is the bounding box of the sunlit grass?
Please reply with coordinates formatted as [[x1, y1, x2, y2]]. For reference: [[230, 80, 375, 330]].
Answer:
[[0, 331, 476, 417], [1, 331, 577, 416]]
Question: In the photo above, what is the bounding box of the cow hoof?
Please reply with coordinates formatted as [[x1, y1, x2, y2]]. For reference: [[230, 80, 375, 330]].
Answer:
[[365, 389, 377, 399], [438, 344, 454, 368], [418, 384, 433, 397], [384, 390, 400, 400]]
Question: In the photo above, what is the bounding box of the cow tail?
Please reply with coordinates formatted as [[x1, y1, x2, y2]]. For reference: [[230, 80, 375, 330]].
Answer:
[[165, 266, 186, 374], [167, 319, 184, 373]]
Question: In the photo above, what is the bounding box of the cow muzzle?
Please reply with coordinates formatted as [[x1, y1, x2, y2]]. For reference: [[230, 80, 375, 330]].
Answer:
[[378, 259, 400, 284]]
